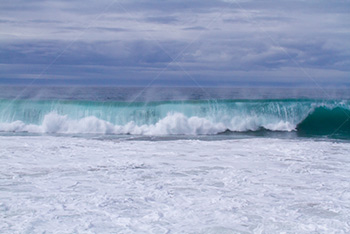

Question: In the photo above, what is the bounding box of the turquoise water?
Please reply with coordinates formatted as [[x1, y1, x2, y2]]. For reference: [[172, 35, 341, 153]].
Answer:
[[0, 87, 349, 139]]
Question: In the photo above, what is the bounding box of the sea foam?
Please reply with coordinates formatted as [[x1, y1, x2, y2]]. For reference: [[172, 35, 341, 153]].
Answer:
[[1, 136, 350, 233], [0, 111, 296, 135]]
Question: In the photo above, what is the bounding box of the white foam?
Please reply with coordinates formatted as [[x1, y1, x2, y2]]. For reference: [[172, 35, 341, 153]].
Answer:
[[0, 111, 296, 135], [1, 136, 350, 233]]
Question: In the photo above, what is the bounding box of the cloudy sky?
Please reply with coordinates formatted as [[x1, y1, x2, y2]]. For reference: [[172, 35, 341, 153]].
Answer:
[[0, 0, 349, 86]]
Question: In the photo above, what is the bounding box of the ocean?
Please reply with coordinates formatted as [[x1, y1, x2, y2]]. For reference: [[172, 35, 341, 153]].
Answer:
[[1, 86, 350, 233]]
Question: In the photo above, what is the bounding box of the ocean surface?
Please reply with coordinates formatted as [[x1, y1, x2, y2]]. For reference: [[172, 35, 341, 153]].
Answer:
[[0, 86, 350, 139], [1, 86, 350, 233]]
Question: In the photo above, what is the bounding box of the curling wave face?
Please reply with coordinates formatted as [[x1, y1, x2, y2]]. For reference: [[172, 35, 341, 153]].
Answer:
[[0, 99, 349, 137]]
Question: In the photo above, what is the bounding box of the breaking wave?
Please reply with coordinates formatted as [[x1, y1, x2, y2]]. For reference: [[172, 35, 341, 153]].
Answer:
[[0, 99, 349, 137]]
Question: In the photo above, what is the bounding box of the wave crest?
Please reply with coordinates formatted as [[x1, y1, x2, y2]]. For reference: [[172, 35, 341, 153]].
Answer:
[[0, 111, 295, 135], [1, 99, 349, 137]]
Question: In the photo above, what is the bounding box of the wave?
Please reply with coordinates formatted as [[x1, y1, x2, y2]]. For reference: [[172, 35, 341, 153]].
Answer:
[[0, 99, 349, 137], [297, 106, 350, 137]]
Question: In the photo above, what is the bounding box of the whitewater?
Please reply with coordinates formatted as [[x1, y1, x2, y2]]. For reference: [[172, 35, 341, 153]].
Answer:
[[1, 136, 350, 233], [1, 87, 350, 233], [0, 99, 349, 138]]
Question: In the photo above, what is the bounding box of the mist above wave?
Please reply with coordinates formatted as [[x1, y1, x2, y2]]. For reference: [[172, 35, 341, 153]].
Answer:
[[0, 99, 349, 137]]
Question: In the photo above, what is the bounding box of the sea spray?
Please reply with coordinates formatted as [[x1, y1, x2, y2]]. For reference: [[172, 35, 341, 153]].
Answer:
[[1, 99, 349, 137]]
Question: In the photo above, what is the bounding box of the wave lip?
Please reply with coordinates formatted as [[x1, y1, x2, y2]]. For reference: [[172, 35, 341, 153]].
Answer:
[[0, 99, 350, 138]]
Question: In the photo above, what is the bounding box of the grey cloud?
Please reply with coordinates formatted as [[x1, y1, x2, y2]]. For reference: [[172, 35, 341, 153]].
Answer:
[[0, 0, 349, 86], [145, 16, 178, 24], [182, 26, 207, 31]]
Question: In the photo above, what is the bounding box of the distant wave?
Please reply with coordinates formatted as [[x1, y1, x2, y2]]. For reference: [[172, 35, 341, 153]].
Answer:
[[0, 99, 349, 137]]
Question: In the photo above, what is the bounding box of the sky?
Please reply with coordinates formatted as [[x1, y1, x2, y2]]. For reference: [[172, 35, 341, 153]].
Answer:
[[0, 0, 349, 86]]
